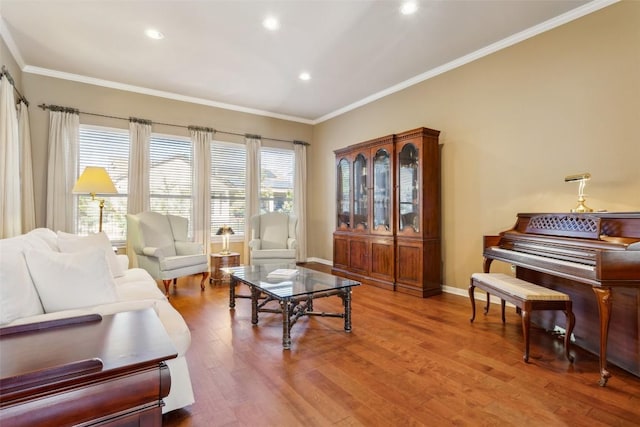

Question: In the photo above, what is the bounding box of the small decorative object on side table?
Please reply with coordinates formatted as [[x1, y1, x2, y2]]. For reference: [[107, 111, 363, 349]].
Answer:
[[210, 252, 240, 285]]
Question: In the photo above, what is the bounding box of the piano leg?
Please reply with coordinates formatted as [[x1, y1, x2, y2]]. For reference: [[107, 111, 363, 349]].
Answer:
[[564, 301, 575, 363], [592, 287, 613, 387]]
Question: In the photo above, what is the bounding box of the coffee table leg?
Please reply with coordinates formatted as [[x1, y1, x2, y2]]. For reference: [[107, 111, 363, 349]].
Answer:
[[344, 288, 353, 332], [282, 300, 292, 350], [251, 286, 259, 325], [229, 278, 236, 308]]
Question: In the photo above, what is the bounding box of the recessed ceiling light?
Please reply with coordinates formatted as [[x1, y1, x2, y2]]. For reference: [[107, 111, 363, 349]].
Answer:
[[145, 28, 164, 40], [263, 16, 280, 31], [299, 72, 311, 81], [400, 1, 418, 15]]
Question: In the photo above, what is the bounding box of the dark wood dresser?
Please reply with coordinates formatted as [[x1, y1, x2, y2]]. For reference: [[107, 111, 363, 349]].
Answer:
[[0, 308, 177, 426]]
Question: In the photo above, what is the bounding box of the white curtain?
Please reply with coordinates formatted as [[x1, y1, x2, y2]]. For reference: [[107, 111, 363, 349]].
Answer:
[[18, 101, 36, 232], [293, 142, 307, 262], [0, 75, 21, 238], [128, 119, 151, 214], [244, 135, 261, 260], [46, 109, 79, 232], [190, 127, 213, 255]]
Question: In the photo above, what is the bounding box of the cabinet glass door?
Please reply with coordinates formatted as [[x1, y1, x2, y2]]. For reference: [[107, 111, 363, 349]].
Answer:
[[398, 144, 419, 232], [353, 154, 368, 229], [373, 148, 390, 231], [337, 158, 350, 228]]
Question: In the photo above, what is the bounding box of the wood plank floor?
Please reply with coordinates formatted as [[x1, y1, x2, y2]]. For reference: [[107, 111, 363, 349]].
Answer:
[[163, 264, 640, 427]]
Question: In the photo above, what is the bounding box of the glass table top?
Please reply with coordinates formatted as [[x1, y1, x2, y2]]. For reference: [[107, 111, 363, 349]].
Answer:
[[225, 264, 361, 298]]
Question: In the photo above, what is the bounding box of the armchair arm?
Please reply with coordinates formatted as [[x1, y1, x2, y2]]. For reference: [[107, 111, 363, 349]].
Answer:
[[287, 238, 297, 250], [175, 240, 204, 256], [248, 239, 261, 250], [142, 246, 164, 258]]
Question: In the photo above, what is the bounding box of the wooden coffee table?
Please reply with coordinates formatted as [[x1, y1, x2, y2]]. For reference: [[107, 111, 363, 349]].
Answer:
[[226, 264, 361, 349]]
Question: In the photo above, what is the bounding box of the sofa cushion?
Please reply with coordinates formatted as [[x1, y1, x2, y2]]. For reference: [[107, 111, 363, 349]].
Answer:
[[57, 231, 125, 278], [0, 234, 48, 325], [24, 248, 118, 313], [115, 269, 167, 301], [155, 301, 191, 356]]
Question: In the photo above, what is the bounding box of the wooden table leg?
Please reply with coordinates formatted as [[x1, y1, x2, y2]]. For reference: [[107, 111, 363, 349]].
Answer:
[[229, 278, 237, 308]]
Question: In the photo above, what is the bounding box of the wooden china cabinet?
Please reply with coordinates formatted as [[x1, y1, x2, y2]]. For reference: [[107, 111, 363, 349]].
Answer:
[[332, 127, 441, 297]]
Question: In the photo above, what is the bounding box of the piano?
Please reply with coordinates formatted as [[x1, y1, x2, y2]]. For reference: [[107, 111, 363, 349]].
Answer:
[[483, 212, 640, 386]]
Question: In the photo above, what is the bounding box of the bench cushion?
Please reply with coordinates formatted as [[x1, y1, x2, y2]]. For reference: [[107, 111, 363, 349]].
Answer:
[[471, 273, 570, 301]]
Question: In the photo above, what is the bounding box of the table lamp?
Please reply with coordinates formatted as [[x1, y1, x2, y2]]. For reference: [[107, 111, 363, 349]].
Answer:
[[216, 225, 234, 255], [564, 172, 593, 213], [73, 166, 118, 232]]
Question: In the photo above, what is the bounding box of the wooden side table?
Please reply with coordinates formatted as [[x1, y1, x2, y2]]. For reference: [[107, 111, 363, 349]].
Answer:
[[0, 309, 176, 426], [210, 252, 240, 285]]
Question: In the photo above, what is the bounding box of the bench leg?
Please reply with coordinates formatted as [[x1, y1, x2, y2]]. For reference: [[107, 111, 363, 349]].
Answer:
[[483, 292, 491, 315], [522, 307, 531, 363], [468, 281, 477, 322], [564, 301, 575, 363]]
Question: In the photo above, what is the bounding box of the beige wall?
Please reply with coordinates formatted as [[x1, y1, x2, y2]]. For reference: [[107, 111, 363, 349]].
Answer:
[[310, 1, 640, 291]]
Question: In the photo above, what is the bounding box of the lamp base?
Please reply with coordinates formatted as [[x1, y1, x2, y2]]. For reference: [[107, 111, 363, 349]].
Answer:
[[571, 197, 593, 213]]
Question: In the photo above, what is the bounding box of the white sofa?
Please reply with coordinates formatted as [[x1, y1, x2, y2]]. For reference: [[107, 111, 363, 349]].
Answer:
[[0, 228, 194, 413]]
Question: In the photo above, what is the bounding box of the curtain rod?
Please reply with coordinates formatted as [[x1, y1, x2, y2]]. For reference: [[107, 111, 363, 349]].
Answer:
[[37, 103, 309, 146], [1, 66, 29, 106]]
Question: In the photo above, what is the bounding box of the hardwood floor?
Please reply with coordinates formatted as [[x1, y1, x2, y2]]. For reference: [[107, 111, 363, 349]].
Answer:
[[162, 264, 640, 426]]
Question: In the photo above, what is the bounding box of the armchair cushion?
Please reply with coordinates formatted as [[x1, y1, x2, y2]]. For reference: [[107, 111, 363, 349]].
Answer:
[[160, 254, 208, 271]]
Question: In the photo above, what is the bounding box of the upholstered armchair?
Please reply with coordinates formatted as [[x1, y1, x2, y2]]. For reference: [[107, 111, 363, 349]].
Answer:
[[248, 212, 298, 265], [127, 211, 209, 295]]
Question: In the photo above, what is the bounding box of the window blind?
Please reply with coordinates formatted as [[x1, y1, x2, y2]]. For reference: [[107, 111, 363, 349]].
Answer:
[[77, 126, 129, 240], [211, 141, 246, 236]]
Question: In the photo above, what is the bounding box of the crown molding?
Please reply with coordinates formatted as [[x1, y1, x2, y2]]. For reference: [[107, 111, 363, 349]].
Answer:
[[22, 65, 315, 125]]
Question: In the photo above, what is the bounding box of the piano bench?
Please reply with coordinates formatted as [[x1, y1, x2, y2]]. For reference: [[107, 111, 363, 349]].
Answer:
[[469, 273, 575, 363]]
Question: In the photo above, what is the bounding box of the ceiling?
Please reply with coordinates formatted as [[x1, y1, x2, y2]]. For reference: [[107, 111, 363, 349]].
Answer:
[[1, 0, 602, 124]]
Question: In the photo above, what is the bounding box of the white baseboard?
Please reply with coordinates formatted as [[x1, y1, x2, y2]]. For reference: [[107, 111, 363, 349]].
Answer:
[[305, 257, 506, 305]]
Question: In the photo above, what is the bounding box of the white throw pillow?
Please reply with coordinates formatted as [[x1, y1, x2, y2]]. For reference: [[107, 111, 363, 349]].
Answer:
[[57, 231, 125, 278], [0, 234, 50, 325], [24, 248, 118, 313]]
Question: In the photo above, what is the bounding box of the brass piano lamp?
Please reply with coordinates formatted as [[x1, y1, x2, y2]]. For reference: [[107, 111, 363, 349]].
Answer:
[[565, 173, 593, 213]]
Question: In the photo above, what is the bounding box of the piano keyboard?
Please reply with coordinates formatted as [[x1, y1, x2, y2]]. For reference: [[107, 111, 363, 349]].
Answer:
[[490, 247, 595, 271]]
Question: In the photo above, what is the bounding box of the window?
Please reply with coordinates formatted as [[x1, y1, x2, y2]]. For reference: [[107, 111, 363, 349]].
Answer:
[[77, 126, 129, 241], [260, 147, 294, 213], [210, 141, 246, 236], [77, 126, 297, 243], [149, 134, 193, 228]]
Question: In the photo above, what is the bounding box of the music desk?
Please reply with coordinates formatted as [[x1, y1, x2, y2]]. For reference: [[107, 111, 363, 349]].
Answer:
[[0, 308, 177, 426]]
